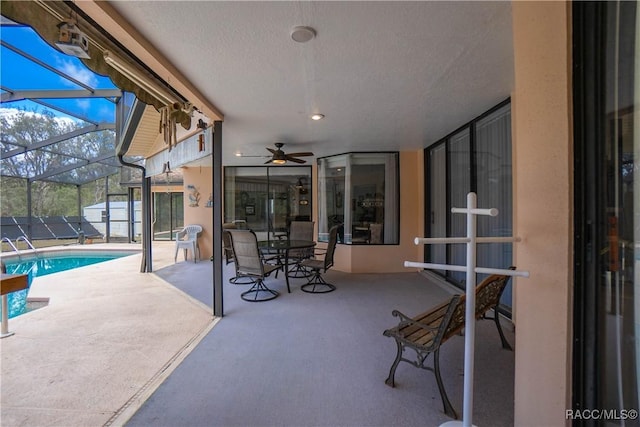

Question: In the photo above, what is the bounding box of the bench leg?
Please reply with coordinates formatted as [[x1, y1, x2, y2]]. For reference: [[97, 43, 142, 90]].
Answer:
[[493, 309, 513, 351], [384, 340, 403, 387], [434, 348, 458, 419]]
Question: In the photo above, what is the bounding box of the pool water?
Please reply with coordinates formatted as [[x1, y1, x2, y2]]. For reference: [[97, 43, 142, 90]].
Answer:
[[2, 252, 136, 319]]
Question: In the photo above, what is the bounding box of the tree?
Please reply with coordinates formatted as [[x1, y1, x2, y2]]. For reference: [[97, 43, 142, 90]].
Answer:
[[0, 107, 122, 217]]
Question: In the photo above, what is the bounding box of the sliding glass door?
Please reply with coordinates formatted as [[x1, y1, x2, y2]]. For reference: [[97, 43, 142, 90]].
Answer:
[[425, 100, 513, 311], [573, 0, 638, 416], [152, 192, 183, 241], [224, 166, 312, 241]]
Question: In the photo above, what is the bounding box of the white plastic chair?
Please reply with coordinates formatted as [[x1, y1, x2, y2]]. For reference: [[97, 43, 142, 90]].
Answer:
[[174, 224, 203, 263]]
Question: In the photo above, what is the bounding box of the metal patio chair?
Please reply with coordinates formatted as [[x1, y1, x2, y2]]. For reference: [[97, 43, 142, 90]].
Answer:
[[228, 229, 281, 302], [287, 220, 315, 278], [299, 224, 340, 293]]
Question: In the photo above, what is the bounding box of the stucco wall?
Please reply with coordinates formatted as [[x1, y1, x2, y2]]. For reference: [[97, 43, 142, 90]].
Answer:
[[512, 2, 573, 425], [332, 150, 424, 273], [181, 166, 213, 260]]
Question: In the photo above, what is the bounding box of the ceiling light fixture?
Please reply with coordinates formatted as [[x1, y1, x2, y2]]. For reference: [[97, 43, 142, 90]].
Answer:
[[235, 152, 242, 157], [290, 26, 316, 43], [103, 50, 178, 105], [311, 114, 325, 121], [272, 158, 287, 165]]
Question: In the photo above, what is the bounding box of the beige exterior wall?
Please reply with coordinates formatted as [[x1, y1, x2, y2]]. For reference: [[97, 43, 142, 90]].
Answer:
[[181, 166, 213, 260], [332, 150, 424, 273], [512, 2, 573, 425]]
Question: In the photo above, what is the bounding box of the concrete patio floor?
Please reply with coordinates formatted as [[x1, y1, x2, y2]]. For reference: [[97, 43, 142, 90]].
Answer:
[[0, 242, 216, 427], [1, 241, 515, 426]]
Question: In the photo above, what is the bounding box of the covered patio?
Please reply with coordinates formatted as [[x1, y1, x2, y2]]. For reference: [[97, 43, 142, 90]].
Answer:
[[0, 242, 514, 426]]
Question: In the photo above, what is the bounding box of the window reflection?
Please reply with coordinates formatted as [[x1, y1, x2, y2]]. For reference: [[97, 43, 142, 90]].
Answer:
[[224, 166, 312, 241], [318, 153, 399, 245]]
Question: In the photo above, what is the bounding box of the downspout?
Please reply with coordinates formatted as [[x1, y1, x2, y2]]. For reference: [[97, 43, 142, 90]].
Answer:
[[115, 97, 152, 272], [118, 154, 152, 272]]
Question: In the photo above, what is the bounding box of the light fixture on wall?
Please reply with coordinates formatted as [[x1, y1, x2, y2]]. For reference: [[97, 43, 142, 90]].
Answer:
[[295, 177, 309, 194], [162, 161, 171, 174], [103, 50, 178, 105], [310, 114, 324, 121]]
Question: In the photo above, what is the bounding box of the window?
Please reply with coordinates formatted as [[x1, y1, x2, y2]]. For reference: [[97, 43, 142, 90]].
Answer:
[[425, 100, 513, 309], [224, 166, 312, 241], [152, 192, 183, 240], [317, 152, 399, 245]]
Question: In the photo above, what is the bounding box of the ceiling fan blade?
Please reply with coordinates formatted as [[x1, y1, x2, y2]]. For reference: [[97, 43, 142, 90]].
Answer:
[[285, 156, 306, 164], [285, 152, 314, 157], [264, 159, 274, 164], [266, 148, 277, 154]]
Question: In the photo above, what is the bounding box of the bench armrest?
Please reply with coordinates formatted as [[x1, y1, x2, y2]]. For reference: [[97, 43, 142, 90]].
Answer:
[[384, 296, 462, 351]]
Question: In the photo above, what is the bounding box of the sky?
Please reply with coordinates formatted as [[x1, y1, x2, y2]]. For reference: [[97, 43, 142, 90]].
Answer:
[[1, 23, 119, 125]]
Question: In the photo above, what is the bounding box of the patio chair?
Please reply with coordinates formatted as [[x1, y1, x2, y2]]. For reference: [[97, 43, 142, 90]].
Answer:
[[369, 223, 383, 244], [228, 229, 281, 302], [174, 224, 202, 263], [222, 224, 236, 265], [223, 228, 255, 285], [299, 224, 340, 293], [287, 220, 315, 278]]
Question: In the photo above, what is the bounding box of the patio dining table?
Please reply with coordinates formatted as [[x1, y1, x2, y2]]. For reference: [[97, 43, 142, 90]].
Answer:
[[258, 239, 315, 293]]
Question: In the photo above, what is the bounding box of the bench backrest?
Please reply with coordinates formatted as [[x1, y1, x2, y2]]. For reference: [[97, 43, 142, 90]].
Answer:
[[442, 267, 515, 343]]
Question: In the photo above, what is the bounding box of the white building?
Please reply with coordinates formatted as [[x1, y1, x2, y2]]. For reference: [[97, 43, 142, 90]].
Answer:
[[83, 201, 142, 239]]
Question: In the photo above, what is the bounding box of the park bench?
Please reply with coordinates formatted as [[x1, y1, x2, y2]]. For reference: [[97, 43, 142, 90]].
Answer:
[[383, 267, 515, 419]]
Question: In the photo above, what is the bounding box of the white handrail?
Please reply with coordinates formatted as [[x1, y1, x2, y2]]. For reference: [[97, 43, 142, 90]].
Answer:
[[0, 237, 19, 254], [15, 236, 36, 252], [404, 261, 530, 278]]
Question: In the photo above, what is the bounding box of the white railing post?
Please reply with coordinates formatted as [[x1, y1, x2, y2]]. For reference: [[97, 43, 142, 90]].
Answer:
[[404, 192, 529, 427], [1, 294, 14, 338], [462, 192, 478, 427]]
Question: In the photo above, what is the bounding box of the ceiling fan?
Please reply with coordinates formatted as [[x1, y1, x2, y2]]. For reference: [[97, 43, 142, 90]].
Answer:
[[265, 143, 314, 164]]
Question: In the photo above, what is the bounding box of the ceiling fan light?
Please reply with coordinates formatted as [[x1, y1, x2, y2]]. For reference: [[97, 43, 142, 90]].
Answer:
[[272, 159, 286, 165]]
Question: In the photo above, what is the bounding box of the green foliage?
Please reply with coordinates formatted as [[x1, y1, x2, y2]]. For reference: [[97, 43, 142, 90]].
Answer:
[[0, 107, 127, 217], [0, 176, 27, 216]]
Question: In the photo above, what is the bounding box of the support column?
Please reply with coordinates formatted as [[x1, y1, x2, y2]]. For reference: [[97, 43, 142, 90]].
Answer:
[[104, 177, 110, 243], [212, 120, 223, 317], [512, 2, 573, 425], [26, 180, 32, 240], [142, 176, 152, 272]]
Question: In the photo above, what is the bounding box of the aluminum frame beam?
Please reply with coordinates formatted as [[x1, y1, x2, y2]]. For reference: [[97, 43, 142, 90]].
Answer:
[[2, 123, 115, 159], [29, 152, 115, 182], [1, 89, 122, 103]]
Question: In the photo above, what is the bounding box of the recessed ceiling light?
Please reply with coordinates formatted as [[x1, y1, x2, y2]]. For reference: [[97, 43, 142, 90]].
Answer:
[[291, 26, 316, 43], [311, 114, 325, 121], [235, 152, 242, 157]]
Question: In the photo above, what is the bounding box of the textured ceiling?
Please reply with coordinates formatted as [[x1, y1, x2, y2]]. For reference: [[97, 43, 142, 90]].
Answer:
[[108, 1, 513, 166]]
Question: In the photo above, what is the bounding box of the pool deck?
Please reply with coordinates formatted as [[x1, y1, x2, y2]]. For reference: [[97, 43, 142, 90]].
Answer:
[[0, 242, 216, 427]]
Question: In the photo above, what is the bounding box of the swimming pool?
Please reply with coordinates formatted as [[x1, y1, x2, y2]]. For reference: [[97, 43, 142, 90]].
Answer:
[[1, 249, 139, 319]]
